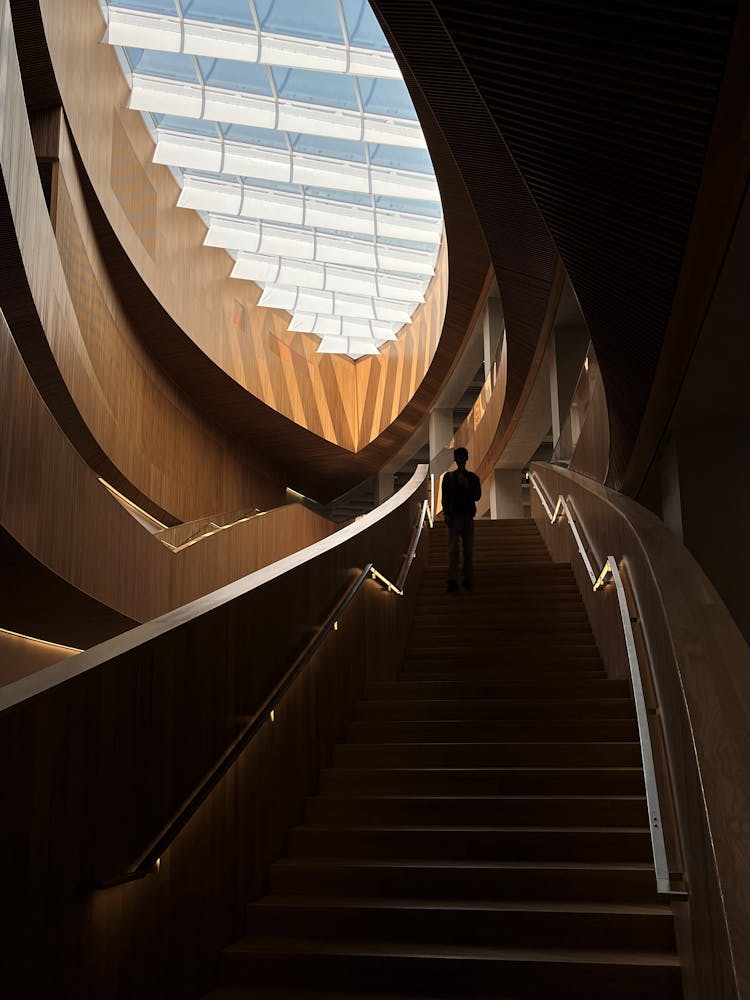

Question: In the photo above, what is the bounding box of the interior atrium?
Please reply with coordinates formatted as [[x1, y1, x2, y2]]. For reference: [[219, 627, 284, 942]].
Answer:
[[1, 1, 749, 999]]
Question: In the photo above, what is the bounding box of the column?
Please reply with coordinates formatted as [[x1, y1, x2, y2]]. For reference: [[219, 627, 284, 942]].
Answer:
[[429, 408, 454, 468], [375, 470, 394, 505], [489, 469, 525, 519]]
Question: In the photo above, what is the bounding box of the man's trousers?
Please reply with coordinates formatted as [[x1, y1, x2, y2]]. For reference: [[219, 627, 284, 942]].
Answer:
[[447, 514, 475, 583]]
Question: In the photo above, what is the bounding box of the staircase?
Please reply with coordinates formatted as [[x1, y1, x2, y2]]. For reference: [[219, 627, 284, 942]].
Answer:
[[204, 520, 682, 1000]]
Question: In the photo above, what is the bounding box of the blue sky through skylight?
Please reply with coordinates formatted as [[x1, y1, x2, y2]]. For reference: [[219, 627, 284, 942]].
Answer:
[[107, 0, 443, 358]]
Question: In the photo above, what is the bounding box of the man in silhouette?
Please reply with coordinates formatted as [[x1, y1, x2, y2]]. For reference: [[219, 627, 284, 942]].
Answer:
[[441, 447, 482, 592]]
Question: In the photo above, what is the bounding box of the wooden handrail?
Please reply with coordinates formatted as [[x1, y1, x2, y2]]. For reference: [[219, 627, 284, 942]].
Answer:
[[94, 482, 432, 889]]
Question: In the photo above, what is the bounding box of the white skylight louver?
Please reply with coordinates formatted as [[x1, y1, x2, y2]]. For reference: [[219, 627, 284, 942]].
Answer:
[[105, 8, 401, 79], [103, 0, 443, 358]]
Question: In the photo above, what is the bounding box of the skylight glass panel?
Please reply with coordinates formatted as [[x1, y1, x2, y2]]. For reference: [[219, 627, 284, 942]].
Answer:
[[198, 58, 273, 95], [358, 78, 416, 120], [305, 187, 372, 206], [254, 0, 344, 44], [128, 48, 199, 83], [105, 0, 443, 359], [182, 0, 253, 28], [369, 143, 433, 174], [155, 114, 218, 137], [118, 0, 176, 13], [244, 177, 301, 193], [290, 134, 366, 163], [341, 0, 390, 51], [272, 67, 358, 111], [222, 123, 289, 148], [376, 195, 443, 218]]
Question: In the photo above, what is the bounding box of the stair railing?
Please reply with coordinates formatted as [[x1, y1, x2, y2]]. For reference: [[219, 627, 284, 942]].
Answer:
[[529, 472, 686, 899], [95, 488, 433, 890]]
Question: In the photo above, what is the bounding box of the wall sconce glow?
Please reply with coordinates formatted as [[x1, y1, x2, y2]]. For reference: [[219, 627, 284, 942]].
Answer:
[[101, 0, 444, 360], [154, 858, 161, 873], [269, 709, 275, 723]]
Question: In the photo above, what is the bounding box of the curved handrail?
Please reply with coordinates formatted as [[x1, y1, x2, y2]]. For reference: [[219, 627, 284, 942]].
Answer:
[[530, 471, 685, 899], [92, 474, 432, 889]]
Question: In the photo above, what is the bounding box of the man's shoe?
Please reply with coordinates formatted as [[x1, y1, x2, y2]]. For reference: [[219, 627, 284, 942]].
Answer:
[[445, 580, 459, 593], [462, 580, 473, 591]]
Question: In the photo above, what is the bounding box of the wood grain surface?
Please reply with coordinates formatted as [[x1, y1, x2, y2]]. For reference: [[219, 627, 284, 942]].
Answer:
[[34, 0, 449, 454], [2, 0, 496, 501], [0, 467, 429, 1000], [0, 298, 336, 644], [532, 461, 750, 1000]]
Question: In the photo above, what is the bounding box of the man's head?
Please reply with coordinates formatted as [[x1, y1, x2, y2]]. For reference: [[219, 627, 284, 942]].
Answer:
[[453, 447, 469, 469]]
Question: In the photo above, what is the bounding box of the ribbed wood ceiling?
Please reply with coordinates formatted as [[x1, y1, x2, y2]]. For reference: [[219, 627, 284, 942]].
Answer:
[[374, 0, 737, 484]]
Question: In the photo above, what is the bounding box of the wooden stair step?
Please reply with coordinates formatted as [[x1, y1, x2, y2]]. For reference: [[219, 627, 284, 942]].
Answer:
[[286, 825, 653, 863], [304, 794, 648, 827], [269, 858, 661, 903], [245, 895, 676, 951], [353, 698, 634, 722], [320, 766, 645, 795], [364, 679, 631, 699], [220, 936, 681, 998], [204, 989, 531, 1000], [345, 719, 638, 743], [333, 741, 643, 768], [409, 613, 591, 627], [395, 667, 607, 682]]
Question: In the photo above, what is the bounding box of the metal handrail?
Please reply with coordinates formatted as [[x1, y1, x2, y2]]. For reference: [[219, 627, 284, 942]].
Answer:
[[529, 471, 685, 899], [96, 495, 431, 890]]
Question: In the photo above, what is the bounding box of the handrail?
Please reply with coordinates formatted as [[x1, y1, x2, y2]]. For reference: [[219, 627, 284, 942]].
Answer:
[[529, 471, 685, 899], [95, 492, 432, 890]]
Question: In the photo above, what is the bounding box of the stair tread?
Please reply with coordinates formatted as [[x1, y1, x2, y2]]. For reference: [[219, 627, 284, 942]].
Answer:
[[206, 990, 530, 1000], [309, 794, 646, 802], [250, 895, 671, 916], [273, 858, 654, 871], [211, 524, 680, 998], [291, 824, 650, 834], [322, 767, 643, 775], [224, 935, 679, 966]]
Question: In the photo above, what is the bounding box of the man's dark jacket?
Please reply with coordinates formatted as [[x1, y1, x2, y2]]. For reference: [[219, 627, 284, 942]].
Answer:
[[442, 470, 482, 518]]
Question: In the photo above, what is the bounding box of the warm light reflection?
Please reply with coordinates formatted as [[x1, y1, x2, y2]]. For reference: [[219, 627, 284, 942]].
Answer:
[[0, 627, 82, 654]]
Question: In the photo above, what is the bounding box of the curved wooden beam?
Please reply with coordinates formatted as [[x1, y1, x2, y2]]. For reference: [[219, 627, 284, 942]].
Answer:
[[22, 0, 492, 490]]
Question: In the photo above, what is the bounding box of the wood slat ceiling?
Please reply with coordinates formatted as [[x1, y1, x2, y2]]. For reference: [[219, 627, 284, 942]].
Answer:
[[373, 0, 738, 487]]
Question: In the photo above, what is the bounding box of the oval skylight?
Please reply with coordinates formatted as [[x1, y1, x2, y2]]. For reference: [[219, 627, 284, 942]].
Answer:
[[101, 0, 444, 359]]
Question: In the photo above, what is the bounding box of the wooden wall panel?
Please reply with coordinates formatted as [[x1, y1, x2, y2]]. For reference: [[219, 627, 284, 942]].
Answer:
[[569, 376, 611, 484], [0, 469, 429, 1000], [0, 299, 336, 645], [0, 5, 288, 523], [531, 461, 750, 1000], [33, 0, 451, 456], [0, 627, 78, 687], [53, 136, 283, 522], [8, 0, 494, 503]]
